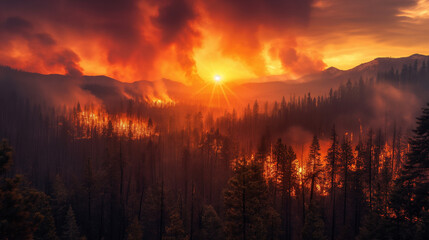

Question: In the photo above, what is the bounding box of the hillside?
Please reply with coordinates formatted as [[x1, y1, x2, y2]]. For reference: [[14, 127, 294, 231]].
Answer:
[[1, 54, 428, 105]]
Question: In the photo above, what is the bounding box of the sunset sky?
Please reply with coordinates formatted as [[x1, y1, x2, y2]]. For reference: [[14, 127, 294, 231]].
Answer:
[[1, 0, 429, 84]]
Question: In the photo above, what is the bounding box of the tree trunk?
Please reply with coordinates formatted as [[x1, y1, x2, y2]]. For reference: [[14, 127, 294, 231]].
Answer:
[[159, 180, 164, 240], [343, 155, 348, 225]]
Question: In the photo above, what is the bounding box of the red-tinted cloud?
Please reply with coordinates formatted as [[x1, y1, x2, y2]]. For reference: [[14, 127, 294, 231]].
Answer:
[[0, 0, 318, 82], [1, 0, 426, 82], [200, 0, 315, 76]]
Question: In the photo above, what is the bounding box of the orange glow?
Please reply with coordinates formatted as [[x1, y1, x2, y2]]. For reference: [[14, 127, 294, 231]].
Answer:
[[2, 0, 429, 85], [72, 109, 155, 139], [147, 95, 176, 107], [398, 0, 429, 20], [263, 155, 279, 183]]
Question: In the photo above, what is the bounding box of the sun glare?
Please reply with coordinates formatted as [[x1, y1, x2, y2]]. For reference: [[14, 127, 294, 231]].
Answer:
[[214, 74, 222, 83]]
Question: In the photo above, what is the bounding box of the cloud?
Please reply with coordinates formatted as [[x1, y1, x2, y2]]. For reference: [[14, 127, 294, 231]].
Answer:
[[304, 0, 429, 69], [0, 16, 83, 76], [0, 0, 428, 83], [151, 0, 202, 81], [200, 0, 315, 76], [3, 16, 33, 34], [0, 0, 318, 82]]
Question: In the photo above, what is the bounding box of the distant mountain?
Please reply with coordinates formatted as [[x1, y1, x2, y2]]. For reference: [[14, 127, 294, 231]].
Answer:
[[232, 54, 429, 101], [0, 66, 188, 107], [351, 54, 427, 75], [1, 54, 428, 105]]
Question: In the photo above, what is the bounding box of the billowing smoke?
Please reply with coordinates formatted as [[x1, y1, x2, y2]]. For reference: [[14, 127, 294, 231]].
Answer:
[[0, 0, 323, 83], [0, 16, 83, 76]]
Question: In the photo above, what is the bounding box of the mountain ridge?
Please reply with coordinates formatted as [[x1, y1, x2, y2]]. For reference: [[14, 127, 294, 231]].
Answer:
[[1, 53, 428, 104]]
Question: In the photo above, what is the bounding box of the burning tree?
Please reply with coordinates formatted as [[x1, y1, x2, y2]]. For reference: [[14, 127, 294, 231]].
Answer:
[[389, 103, 429, 239]]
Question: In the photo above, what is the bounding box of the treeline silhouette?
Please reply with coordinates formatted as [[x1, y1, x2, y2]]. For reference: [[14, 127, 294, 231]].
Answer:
[[0, 70, 428, 239]]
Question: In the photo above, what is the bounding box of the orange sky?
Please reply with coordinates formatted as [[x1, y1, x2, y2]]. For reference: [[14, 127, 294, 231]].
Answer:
[[1, 0, 429, 84]]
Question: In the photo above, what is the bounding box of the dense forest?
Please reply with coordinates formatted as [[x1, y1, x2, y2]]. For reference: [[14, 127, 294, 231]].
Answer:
[[1, 60, 428, 240]]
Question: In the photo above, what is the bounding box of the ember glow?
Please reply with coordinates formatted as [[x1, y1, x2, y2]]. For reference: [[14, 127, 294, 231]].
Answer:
[[0, 1, 428, 240], [148, 95, 176, 107], [71, 108, 155, 139]]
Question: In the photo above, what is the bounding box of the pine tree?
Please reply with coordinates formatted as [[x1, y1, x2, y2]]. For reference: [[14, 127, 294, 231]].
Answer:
[[126, 217, 143, 240], [62, 205, 81, 240], [326, 126, 340, 240], [366, 130, 374, 209], [390, 103, 429, 239], [307, 135, 323, 203], [82, 157, 95, 238], [0, 139, 13, 175], [302, 203, 328, 240], [340, 137, 353, 225], [273, 138, 286, 201], [277, 141, 298, 240], [200, 205, 224, 240], [142, 185, 165, 240], [224, 157, 280, 240], [351, 139, 365, 236], [0, 140, 58, 239], [356, 212, 392, 240], [163, 204, 188, 240], [52, 175, 68, 237], [33, 192, 59, 240]]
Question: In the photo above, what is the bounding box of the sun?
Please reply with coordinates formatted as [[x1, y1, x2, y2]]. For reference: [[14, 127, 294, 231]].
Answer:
[[214, 74, 222, 83], [193, 73, 238, 109]]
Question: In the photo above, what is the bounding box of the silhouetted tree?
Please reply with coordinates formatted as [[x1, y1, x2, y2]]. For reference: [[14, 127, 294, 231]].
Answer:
[[326, 127, 340, 240], [200, 205, 224, 240], [224, 157, 280, 240], [302, 203, 328, 240], [163, 203, 188, 240], [276, 139, 297, 240], [390, 103, 429, 239], [0, 140, 58, 239], [126, 217, 143, 240], [307, 135, 323, 203], [62, 205, 81, 240], [340, 136, 353, 225]]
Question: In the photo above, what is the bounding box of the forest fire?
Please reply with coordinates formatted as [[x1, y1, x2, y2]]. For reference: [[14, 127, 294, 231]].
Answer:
[[0, 0, 428, 236], [147, 95, 176, 107], [72, 108, 155, 139]]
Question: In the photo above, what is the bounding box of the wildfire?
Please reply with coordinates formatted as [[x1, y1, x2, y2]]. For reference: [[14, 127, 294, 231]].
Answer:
[[264, 155, 278, 183], [72, 108, 155, 139], [146, 95, 176, 107]]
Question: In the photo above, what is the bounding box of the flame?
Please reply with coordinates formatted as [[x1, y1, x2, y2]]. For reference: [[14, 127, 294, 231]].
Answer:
[[263, 155, 278, 183], [72, 108, 155, 139], [146, 95, 175, 107]]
